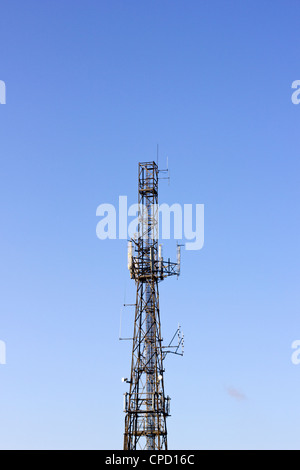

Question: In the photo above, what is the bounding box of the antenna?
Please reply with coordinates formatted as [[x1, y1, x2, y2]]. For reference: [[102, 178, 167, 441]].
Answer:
[[158, 155, 170, 184], [166, 156, 170, 185], [162, 323, 184, 359], [119, 284, 135, 341], [127, 240, 133, 278], [159, 244, 163, 279], [176, 243, 183, 277]]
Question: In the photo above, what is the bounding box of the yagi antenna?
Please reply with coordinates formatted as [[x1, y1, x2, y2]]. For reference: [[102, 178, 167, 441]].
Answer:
[[158, 155, 170, 184], [161, 323, 184, 359]]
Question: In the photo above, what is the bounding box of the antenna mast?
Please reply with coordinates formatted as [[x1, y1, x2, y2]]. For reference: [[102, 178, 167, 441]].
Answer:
[[123, 161, 182, 451]]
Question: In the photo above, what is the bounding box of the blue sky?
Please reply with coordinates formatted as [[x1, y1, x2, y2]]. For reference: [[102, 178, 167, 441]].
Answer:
[[0, 0, 300, 449]]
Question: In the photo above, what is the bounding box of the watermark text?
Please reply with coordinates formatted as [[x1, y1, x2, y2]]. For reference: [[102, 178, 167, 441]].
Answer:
[[0, 340, 6, 365], [291, 340, 300, 365], [96, 196, 204, 251], [291, 80, 300, 105], [0, 80, 6, 104]]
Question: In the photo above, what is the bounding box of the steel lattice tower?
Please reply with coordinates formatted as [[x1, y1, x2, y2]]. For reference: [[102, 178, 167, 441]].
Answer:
[[123, 161, 182, 451]]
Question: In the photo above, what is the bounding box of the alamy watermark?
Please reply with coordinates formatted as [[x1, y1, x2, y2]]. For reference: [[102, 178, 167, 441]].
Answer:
[[96, 196, 204, 251], [291, 340, 300, 365], [0, 80, 6, 104], [0, 340, 6, 365], [291, 80, 300, 105]]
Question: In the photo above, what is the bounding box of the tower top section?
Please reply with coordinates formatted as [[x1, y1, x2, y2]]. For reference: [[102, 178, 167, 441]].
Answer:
[[127, 161, 180, 283]]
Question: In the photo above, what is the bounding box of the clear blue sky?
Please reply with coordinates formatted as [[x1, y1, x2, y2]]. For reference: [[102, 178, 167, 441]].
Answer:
[[0, 0, 300, 450]]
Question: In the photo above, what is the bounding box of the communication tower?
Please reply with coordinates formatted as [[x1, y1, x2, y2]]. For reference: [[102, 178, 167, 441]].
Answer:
[[122, 161, 183, 450]]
